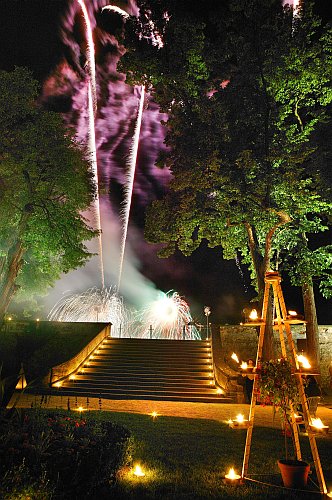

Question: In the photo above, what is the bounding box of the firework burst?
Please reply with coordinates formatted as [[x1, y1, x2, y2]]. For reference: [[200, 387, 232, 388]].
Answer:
[[136, 291, 201, 340], [48, 287, 132, 336]]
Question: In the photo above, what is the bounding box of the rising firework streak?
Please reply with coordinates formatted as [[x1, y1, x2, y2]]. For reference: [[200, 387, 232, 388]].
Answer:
[[118, 85, 145, 291], [77, 0, 105, 287]]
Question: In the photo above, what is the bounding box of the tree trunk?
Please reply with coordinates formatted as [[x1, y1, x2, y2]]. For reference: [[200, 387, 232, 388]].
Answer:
[[245, 223, 275, 360], [0, 213, 29, 320], [0, 240, 25, 319], [302, 280, 320, 374]]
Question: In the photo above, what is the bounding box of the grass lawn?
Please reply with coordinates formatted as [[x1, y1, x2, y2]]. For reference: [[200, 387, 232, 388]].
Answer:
[[84, 410, 332, 499]]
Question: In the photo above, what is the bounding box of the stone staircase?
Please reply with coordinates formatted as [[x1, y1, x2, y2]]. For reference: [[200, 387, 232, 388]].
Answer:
[[55, 338, 233, 403]]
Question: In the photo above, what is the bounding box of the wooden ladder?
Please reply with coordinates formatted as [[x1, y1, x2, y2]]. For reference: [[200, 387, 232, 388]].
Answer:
[[241, 271, 327, 495]]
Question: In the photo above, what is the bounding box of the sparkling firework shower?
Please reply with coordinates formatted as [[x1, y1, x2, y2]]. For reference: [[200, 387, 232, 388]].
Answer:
[[136, 291, 201, 340], [48, 287, 132, 334], [42, 0, 169, 301], [118, 85, 145, 291]]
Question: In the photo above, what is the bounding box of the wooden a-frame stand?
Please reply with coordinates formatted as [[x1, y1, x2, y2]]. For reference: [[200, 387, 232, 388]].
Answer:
[[241, 271, 327, 495]]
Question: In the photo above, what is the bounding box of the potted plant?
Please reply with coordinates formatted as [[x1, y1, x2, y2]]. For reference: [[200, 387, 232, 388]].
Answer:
[[256, 358, 310, 489]]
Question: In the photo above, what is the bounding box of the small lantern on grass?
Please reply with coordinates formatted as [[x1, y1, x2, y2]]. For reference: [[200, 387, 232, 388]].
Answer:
[[229, 413, 249, 429], [309, 418, 329, 435], [133, 464, 145, 477], [224, 467, 242, 485]]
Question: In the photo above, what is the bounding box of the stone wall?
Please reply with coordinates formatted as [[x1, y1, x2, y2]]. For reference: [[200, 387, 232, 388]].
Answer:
[[318, 326, 332, 389], [219, 324, 332, 390]]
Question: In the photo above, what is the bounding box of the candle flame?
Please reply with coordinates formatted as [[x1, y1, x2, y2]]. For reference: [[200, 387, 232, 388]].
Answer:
[[297, 354, 311, 369], [236, 414, 245, 423], [231, 352, 239, 364], [311, 418, 325, 429], [249, 309, 258, 320], [240, 362, 248, 370], [133, 464, 145, 477], [225, 468, 240, 480]]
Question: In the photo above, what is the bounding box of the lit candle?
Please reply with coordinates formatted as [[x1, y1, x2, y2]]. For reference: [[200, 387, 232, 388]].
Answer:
[[133, 464, 145, 477], [229, 413, 249, 428], [297, 354, 311, 369], [224, 467, 241, 484], [236, 414, 245, 424], [286, 310, 305, 322], [311, 418, 324, 428], [310, 418, 329, 434], [150, 411, 159, 420], [249, 309, 258, 321], [240, 362, 248, 370]]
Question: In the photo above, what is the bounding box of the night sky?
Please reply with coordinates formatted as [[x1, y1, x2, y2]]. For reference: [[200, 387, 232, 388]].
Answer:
[[1, 0, 331, 324]]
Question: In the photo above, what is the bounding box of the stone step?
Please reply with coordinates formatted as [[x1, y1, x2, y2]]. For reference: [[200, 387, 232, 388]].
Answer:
[[84, 360, 213, 369], [61, 382, 219, 394], [63, 380, 216, 391], [70, 375, 214, 385], [104, 339, 209, 345], [50, 386, 229, 403], [78, 367, 213, 376], [92, 351, 212, 359], [69, 371, 212, 384]]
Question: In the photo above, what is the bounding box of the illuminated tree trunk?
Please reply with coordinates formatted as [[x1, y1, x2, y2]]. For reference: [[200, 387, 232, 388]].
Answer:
[[0, 241, 25, 319], [245, 223, 275, 360], [302, 280, 320, 373], [0, 213, 28, 320]]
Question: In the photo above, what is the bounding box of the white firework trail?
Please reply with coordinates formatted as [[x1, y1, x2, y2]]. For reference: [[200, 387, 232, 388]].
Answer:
[[48, 287, 132, 336], [88, 81, 105, 288], [77, 0, 105, 287], [135, 291, 201, 340], [77, 0, 97, 113], [118, 85, 145, 291], [102, 5, 130, 19]]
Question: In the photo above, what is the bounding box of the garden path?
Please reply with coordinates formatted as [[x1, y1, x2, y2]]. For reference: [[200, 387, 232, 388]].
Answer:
[[8, 393, 332, 434]]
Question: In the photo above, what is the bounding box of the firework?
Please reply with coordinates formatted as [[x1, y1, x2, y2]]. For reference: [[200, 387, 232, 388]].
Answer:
[[102, 5, 130, 19], [77, 0, 105, 287], [135, 291, 201, 340], [48, 287, 132, 336], [118, 85, 145, 291]]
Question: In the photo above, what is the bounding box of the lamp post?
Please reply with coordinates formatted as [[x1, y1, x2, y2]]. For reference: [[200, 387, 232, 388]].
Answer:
[[204, 306, 211, 340]]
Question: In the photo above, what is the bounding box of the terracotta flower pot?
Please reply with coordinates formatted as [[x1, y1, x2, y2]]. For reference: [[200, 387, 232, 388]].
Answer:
[[278, 459, 310, 489]]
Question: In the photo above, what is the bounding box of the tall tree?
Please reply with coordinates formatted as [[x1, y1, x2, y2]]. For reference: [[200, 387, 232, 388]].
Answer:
[[0, 67, 96, 318], [119, 0, 332, 361]]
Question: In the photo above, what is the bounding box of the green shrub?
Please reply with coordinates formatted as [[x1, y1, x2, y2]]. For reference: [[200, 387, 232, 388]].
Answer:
[[0, 410, 132, 498]]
